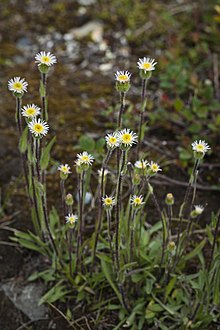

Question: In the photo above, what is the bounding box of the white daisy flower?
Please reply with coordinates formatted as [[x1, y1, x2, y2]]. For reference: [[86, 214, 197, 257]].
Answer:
[[148, 161, 162, 173], [65, 213, 78, 225], [102, 195, 115, 209], [76, 151, 94, 166], [58, 164, 71, 175], [35, 51, 57, 67], [105, 132, 120, 149], [191, 204, 204, 218], [130, 195, 144, 208], [8, 77, 28, 94], [28, 118, 49, 138], [21, 104, 41, 118], [134, 159, 148, 169], [117, 128, 138, 147], [194, 205, 204, 215], [192, 140, 210, 155], [115, 71, 131, 83], [137, 57, 157, 72]]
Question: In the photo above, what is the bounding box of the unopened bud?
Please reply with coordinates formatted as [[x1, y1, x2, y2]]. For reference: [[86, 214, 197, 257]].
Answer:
[[165, 193, 174, 205], [65, 193, 74, 206], [168, 241, 176, 252]]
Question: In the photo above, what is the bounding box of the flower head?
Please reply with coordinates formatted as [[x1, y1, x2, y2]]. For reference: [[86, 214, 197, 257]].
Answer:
[[21, 104, 41, 118], [65, 213, 78, 226], [105, 132, 120, 150], [117, 128, 137, 149], [102, 195, 115, 209], [192, 140, 210, 159], [148, 161, 162, 175], [28, 118, 49, 138], [115, 71, 131, 83], [194, 205, 204, 215], [137, 57, 157, 72], [35, 51, 57, 67], [115, 71, 131, 93], [191, 205, 204, 218], [130, 195, 144, 208], [76, 151, 94, 166], [134, 159, 148, 169], [58, 164, 71, 174], [8, 77, 28, 96]]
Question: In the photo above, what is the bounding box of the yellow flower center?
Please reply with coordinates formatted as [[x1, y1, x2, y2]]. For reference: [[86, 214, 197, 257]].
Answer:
[[134, 198, 141, 204], [33, 123, 44, 133], [42, 56, 50, 63], [109, 137, 117, 144], [81, 155, 89, 162], [13, 82, 23, 90], [151, 164, 158, 172], [118, 75, 128, 81], [122, 133, 132, 143], [167, 193, 173, 200], [196, 144, 205, 152], [105, 198, 112, 205], [69, 217, 76, 224], [142, 63, 152, 70], [26, 108, 36, 116], [62, 166, 68, 173]]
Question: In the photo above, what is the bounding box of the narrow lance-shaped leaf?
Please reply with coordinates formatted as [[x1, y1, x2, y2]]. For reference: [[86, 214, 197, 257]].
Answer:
[[40, 136, 56, 170], [19, 126, 28, 153]]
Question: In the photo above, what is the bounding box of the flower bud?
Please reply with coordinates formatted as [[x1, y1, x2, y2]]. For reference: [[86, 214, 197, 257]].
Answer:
[[165, 193, 174, 205], [115, 81, 130, 93], [140, 70, 152, 80], [65, 193, 74, 206]]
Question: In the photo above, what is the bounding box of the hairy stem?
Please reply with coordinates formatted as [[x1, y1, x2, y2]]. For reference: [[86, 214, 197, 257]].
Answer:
[[137, 79, 147, 156], [92, 150, 112, 269]]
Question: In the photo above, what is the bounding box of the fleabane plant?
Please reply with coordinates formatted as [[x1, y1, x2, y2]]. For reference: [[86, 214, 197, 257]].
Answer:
[[9, 51, 220, 330]]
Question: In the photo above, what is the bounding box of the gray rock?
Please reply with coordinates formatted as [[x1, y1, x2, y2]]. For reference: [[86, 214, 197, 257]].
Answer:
[[1, 281, 48, 321]]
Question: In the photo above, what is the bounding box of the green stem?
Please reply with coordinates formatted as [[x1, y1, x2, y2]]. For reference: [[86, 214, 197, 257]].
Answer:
[[209, 209, 220, 271], [129, 209, 137, 263], [137, 79, 147, 156], [115, 150, 126, 271], [175, 159, 200, 264], [41, 73, 47, 121], [92, 150, 112, 269], [147, 181, 165, 281], [117, 92, 126, 129], [76, 171, 85, 273]]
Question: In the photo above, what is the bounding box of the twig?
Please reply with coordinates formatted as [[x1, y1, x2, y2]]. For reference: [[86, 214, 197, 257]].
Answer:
[[153, 174, 220, 191]]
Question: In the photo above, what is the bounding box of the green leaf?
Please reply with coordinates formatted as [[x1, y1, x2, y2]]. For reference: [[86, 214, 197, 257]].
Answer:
[[79, 135, 95, 152], [38, 281, 69, 305], [174, 98, 184, 111], [96, 253, 113, 263], [184, 239, 206, 261], [19, 126, 28, 153], [101, 260, 122, 304], [28, 269, 55, 282], [178, 147, 192, 161], [145, 278, 155, 295], [165, 276, 177, 299], [95, 138, 105, 151], [40, 136, 56, 170], [49, 206, 60, 233]]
